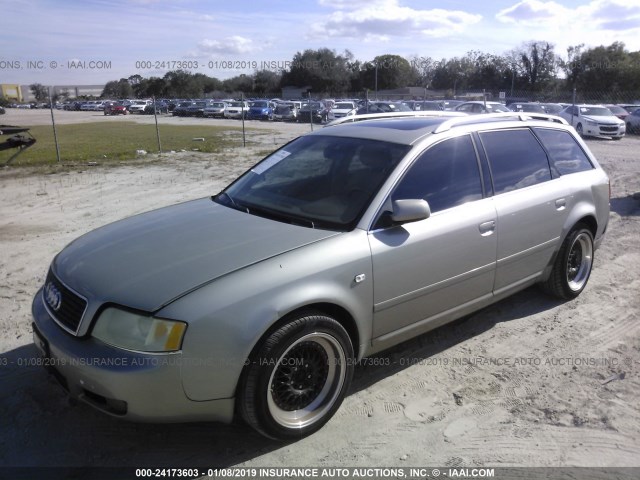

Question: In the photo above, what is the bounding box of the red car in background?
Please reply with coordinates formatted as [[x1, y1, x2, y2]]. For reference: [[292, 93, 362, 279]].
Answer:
[[103, 101, 128, 115]]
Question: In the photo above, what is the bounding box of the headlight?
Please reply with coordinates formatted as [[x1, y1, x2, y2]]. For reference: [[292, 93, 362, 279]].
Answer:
[[586, 119, 597, 126], [92, 308, 186, 353]]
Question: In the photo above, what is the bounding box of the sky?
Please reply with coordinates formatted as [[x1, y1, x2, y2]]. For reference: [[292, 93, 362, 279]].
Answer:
[[1, 0, 640, 86]]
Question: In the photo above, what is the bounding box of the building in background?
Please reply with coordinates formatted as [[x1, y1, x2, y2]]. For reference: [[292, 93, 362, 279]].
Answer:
[[0, 84, 24, 102]]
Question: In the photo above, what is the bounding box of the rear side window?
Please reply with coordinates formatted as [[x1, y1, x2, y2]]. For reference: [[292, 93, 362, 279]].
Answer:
[[392, 135, 483, 213], [533, 128, 593, 175], [480, 129, 552, 194]]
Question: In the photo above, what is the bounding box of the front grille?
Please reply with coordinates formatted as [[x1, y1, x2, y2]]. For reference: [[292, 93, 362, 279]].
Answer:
[[44, 269, 87, 335], [600, 125, 618, 133]]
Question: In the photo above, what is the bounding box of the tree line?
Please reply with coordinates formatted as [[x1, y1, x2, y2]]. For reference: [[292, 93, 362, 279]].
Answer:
[[34, 40, 640, 101]]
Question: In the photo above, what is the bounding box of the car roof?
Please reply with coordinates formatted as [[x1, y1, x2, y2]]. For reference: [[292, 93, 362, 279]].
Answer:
[[318, 112, 570, 145]]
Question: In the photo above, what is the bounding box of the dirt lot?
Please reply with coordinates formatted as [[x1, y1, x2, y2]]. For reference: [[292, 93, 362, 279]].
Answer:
[[1, 110, 639, 475]]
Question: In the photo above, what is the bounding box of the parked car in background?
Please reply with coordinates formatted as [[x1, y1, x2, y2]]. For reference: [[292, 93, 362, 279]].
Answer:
[[0, 106, 5, 115], [605, 105, 629, 121], [297, 101, 332, 123], [540, 103, 564, 115], [223, 101, 249, 119], [416, 101, 444, 111], [273, 102, 298, 121], [104, 101, 128, 115], [203, 101, 227, 118], [32, 112, 610, 441], [247, 100, 274, 121], [143, 101, 169, 115], [80, 101, 97, 111], [329, 101, 357, 119], [355, 102, 412, 115], [441, 100, 465, 110], [172, 101, 195, 116], [128, 100, 152, 114], [625, 108, 640, 134], [558, 105, 625, 139], [186, 100, 214, 117], [508, 103, 546, 113], [455, 101, 510, 114], [620, 104, 640, 113]]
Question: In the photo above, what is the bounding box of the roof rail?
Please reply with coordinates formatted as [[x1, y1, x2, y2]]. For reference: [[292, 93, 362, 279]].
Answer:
[[324, 110, 466, 127], [433, 112, 568, 134]]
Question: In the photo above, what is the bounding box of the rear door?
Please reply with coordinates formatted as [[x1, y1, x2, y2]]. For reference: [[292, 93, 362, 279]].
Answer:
[[478, 128, 571, 293], [369, 134, 497, 340]]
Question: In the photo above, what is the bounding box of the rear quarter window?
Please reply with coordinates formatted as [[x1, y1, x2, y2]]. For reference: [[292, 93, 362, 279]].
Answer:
[[480, 129, 552, 194], [533, 128, 594, 176]]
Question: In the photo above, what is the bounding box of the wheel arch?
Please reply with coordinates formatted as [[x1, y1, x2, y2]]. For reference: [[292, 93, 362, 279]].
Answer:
[[541, 213, 597, 281], [242, 302, 361, 368]]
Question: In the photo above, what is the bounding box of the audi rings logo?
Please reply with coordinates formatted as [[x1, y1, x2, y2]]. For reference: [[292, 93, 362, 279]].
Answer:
[[44, 282, 62, 311]]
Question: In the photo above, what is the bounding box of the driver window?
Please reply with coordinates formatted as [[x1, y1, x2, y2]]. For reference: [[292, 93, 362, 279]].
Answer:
[[392, 135, 483, 213]]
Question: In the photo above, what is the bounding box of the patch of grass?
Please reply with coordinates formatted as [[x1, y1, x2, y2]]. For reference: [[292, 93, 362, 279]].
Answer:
[[0, 122, 248, 166]]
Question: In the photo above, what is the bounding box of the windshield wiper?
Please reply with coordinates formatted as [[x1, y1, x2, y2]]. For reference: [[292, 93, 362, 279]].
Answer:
[[241, 203, 317, 229]]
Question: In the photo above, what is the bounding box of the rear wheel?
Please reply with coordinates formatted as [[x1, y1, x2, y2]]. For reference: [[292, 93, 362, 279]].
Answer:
[[542, 224, 594, 299], [239, 312, 354, 440]]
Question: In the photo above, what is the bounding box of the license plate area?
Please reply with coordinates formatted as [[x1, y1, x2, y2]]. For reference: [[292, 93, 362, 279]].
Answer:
[[32, 322, 50, 358]]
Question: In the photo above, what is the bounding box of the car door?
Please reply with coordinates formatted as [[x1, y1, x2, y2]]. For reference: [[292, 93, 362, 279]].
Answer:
[[477, 128, 571, 293], [369, 134, 497, 341]]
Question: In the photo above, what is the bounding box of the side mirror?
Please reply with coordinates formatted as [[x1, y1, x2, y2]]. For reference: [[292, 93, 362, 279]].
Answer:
[[390, 199, 431, 224]]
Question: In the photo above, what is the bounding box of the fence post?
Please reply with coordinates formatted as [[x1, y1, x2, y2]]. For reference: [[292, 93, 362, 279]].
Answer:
[[241, 92, 246, 147], [153, 95, 162, 155], [48, 86, 61, 163], [309, 91, 313, 132]]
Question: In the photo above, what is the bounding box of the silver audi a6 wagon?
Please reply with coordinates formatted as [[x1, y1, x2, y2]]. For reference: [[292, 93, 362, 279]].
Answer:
[[33, 112, 609, 440]]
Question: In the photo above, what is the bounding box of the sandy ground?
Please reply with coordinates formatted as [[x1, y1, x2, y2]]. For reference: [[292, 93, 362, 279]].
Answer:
[[0, 110, 639, 476]]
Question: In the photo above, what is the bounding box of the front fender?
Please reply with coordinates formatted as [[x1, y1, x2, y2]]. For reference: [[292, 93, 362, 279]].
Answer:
[[157, 229, 373, 401]]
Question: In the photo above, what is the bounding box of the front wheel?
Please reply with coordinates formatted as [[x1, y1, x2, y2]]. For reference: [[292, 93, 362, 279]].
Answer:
[[542, 225, 594, 299], [238, 312, 354, 440], [576, 123, 584, 137]]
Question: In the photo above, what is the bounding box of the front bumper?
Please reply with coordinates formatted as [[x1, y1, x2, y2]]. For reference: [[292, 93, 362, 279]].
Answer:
[[31, 288, 235, 423], [584, 124, 625, 138]]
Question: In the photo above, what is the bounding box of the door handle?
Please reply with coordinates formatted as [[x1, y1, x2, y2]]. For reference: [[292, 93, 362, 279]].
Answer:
[[555, 198, 566, 210], [478, 220, 496, 236]]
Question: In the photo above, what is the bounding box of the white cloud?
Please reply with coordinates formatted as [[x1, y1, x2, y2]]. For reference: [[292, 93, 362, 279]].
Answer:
[[311, 0, 481, 41], [197, 36, 258, 55], [497, 0, 640, 31]]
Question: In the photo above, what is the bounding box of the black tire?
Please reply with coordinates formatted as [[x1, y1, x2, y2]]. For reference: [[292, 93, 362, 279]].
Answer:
[[576, 123, 584, 137], [542, 224, 594, 299], [238, 312, 354, 440]]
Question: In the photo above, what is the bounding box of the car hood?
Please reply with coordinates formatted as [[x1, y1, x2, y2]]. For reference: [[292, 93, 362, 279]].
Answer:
[[583, 115, 623, 124], [52, 198, 338, 312]]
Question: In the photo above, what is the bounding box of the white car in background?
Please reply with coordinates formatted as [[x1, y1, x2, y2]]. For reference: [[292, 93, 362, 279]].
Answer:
[[80, 101, 99, 111], [223, 101, 249, 119], [330, 101, 357, 119], [128, 100, 152, 114], [559, 105, 625, 140]]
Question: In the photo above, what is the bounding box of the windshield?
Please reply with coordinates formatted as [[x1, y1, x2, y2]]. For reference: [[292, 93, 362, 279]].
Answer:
[[581, 107, 614, 116], [251, 101, 269, 107], [607, 106, 627, 114], [335, 103, 354, 109], [215, 135, 411, 231]]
